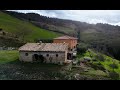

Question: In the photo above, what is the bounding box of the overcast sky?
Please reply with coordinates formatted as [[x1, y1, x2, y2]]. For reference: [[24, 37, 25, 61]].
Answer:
[[9, 10, 120, 26]]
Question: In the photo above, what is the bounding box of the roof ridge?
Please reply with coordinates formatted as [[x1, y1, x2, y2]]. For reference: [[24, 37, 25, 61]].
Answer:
[[54, 35, 78, 39]]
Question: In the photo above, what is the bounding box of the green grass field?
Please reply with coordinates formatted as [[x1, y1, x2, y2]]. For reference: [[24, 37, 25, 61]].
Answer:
[[0, 50, 118, 80], [0, 50, 66, 80], [83, 49, 120, 72], [0, 50, 19, 64], [0, 11, 62, 42], [76, 49, 120, 79]]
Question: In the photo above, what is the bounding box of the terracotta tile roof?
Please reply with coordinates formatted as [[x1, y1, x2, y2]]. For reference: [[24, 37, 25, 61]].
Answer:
[[19, 43, 68, 52], [54, 35, 78, 40]]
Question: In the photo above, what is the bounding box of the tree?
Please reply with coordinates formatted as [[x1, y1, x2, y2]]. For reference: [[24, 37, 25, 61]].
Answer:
[[77, 43, 88, 54], [0, 28, 2, 31]]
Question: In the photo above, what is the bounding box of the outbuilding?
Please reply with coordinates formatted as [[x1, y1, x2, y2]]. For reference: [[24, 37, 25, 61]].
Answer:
[[19, 43, 69, 64]]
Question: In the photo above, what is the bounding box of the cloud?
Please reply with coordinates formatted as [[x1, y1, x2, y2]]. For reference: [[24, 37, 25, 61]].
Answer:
[[8, 10, 120, 26]]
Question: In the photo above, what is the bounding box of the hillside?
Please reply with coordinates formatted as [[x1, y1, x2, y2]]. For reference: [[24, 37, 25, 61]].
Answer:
[[0, 50, 120, 80], [0, 11, 62, 47], [1, 10, 120, 80], [3, 10, 120, 60], [3, 11, 78, 36]]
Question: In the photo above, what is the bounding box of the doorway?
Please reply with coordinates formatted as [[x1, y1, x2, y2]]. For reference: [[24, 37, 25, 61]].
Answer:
[[33, 54, 39, 61], [39, 55, 44, 63], [33, 54, 44, 62], [67, 53, 73, 60]]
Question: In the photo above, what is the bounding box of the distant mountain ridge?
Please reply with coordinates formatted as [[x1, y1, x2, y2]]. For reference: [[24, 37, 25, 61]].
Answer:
[[4, 10, 120, 36]]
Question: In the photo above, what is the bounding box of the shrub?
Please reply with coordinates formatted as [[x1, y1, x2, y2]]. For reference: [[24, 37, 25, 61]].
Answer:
[[92, 57, 97, 61], [89, 62, 106, 71], [77, 43, 88, 54], [84, 57, 91, 62], [109, 71, 119, 80], [109, 63, 118, 69], [95, 54, 105, 61], [2, 32, 6, 35], [0, 28, 2, 31]]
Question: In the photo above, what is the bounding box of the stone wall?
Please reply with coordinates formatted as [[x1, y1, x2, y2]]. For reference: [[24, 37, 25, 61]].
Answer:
[[0, 47, 17, 50], [19, 51, 67, 64], [53, 39, 77, 50], [19, 51, 33, 62]]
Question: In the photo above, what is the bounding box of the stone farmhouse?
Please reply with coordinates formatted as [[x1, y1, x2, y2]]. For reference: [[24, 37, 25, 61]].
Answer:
[[53, 36, 78, 51], [19, 43, 70, 64], [19, 36, 78, 64], [53, 36, 78, 60]]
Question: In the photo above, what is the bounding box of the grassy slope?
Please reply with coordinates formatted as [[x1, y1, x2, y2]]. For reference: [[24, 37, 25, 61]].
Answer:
[[0, 50, 19, 64], [47, 24, 76, 34], [0, 50, 120, 80], [83, 49, 120, 72], [0, 11, 62, 42], [0, 50, 63, 80], [76, 49, 120, 79]]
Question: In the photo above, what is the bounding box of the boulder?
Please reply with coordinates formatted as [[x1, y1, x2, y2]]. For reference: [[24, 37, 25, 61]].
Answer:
[[84, 57, 91, 61]]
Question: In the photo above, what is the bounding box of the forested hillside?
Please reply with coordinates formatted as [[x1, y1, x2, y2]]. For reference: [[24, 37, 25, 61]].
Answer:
[[3, 10, 120, 60]]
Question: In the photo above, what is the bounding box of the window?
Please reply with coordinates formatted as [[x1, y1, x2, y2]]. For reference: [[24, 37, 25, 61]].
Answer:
[[46, 54, 49, 57], [25, 53, 28, 56], [56, 54, 58, 57]]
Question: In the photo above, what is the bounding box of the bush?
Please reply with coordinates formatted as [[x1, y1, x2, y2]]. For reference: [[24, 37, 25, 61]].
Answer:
[[2, 32, 6, 35], [92, 57, 97, 61], [109, 63, 118, 69], [84, 57, 91, 62], [109, 71, 119, 80], [95, 54, 105, 61], [0, 28, 2, 31], [77, 43, 88, 54], [89, 62, 106, 71]]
